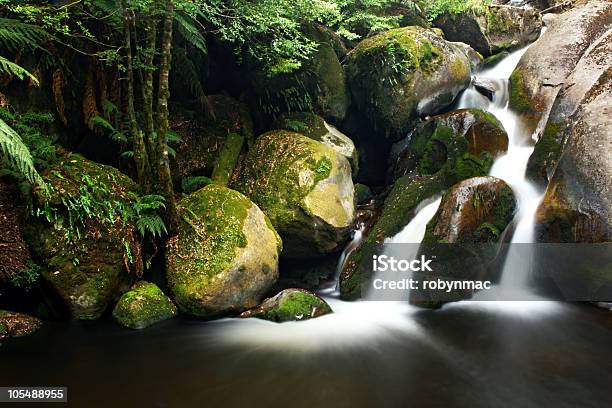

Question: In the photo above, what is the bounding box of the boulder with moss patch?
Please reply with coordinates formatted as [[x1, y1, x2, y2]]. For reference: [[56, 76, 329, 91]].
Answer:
[[344, 26, 472, 141], [240, 288, 332, 322], [434, 6, 542, 57], [0, 310, 42, 341], [166, 185, 282, 318], [273, 112, 358, 173], [24, 153, 140, 320], [234, 130, 355, 258], [112, 281, 177, 329]]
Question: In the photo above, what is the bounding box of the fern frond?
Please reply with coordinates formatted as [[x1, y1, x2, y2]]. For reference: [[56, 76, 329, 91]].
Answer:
[[0, 56, 39, 85], [172, 47, 205, 101], [0, 118, 45, 189], [174, 11, 207, 55], [0, 18, 49, 52], [136, 214, 167, 238]]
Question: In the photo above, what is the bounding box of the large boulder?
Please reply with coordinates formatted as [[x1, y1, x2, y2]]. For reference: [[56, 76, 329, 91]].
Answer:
[[340, 114, 500, 299], [509, 1, 612, 136], [535, 79, 612, 243], [0, 310, 42, 341], [344, 26, 472, 141], [424, 176, 516, 243], [272, 112, 359, 173], [434, 6, 542, 57], [24, 153, 140, 320], [250, 25, 349, 124], [234, 130, 355, 258], [112, 281, 178, 329], [527, 29, 612, 187], [166, 185, 282, 318], [389, 109, 506, 183], [240, 288, 332, 323], [171, 94, 253, 186]]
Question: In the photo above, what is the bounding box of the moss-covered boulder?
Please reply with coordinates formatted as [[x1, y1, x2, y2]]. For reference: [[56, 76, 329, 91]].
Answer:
[[24, 153, 140, 320], [112, 282, 177, 329], [171, 94, 253, 186], [389, 109, 505, 183], [509, 1, 611, 136], [0, 310, 42, 341], [526, 29, 612, 188], [234, 130, 355, 258], [272, 112, 358, 173], [250, 26, 349, 124], [240, 288, 332, 323], [434, 6, 542, 57], [345, 26, 472, 141], [166, 185, 282, 318], [424, 177, 516, 243], [354, 183, 373, 205], [340, 111, 501, 300]]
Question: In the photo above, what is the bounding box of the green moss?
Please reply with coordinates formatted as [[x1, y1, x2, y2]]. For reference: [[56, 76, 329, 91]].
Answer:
[[453, 152, 493, 180], [257, 290, 332, 322], [509, 69, 533, 114], [112, 281, 177, 329], [483, 51, 510, 67], [526, 122, 562, 182], [211, 132, 245, 186]]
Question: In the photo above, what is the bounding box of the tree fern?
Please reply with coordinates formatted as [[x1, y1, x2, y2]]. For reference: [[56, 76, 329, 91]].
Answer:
[[174, 11, 207, 55], [0, 117, 45, 188], [0, 18, 49, 52], [0, 56, 39, 85]]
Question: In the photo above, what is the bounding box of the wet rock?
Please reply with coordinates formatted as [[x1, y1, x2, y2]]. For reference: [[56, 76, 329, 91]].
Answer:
[[434, 6, 542, 57], [234, 130, 355, 258], [272, 112, 359, 173], [354, 183, 373, 205], [112, 282, 177, 329], [452, 42, 485, 71], [0, 310, 42, 341], [535, 77, 612, 243], [509, 0, 612, 136], [166, 185, 282, 318], [527, 29, 612, 187], [389, 109, 507, 182], [472, 77, 500, 101], [171, 94, 253, 186], [240, 288, 332, 323], [344, 26, 472, 141], [24, 153, 140, 320], [424, 177, 517, 243]]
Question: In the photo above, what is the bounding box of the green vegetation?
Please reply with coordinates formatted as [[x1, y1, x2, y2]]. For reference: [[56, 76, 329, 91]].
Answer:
[[112, 281, 177, 329]]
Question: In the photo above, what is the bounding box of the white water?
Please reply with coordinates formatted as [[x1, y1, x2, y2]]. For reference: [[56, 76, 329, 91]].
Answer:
[[210, 39, 558, 350]]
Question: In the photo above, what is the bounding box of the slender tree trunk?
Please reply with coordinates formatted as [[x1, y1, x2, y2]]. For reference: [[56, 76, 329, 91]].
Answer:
[[143, 18, 158, 175], [155, 0, 179, 234], [122, 3, 151, 191]]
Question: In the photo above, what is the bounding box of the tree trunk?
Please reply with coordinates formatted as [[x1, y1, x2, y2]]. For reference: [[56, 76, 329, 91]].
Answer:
[[122, 3, 151, 191], [143, 17, 158, 180], [155, 0, 179, 234]]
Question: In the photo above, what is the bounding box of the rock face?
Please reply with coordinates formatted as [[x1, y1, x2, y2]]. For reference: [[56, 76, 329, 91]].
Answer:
[[0, 310, 42, 341], [434, 6, 542, 57], [340, 111, 503, 300], [112, 282, 178, 329], [527, 29, 612, 187], [171, 94, 253, 186], [0, 180, 31, 285], [272, 112, 359, 172], [24, 154, 140, 320], [234, 130, 355, 258], [240, 288, 332, 323], [509, 1, 612, 136], [344, 26, 472, 141], [424, 177, 517, 243], [389, 109, 507, 183], [535, 80, 612, 243], [251, 25, 349, 123], [166, 185, 282, 318]]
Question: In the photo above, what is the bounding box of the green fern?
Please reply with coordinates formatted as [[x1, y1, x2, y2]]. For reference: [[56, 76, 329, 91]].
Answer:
[[0, 18, 49, 52], [0, 118, 45, 189], [0, 55, 39, 85], [174, 11, 207, 55]]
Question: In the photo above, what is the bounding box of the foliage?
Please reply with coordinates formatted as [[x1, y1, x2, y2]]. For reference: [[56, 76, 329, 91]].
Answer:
[[0, 116, 45, 190], [10, 261, 41, 291], [424, 0, 490, 22]]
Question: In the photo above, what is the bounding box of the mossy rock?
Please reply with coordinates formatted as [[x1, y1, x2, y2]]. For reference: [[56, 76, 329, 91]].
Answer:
[[423, 176, 516, 244], [272, 112, 359, 173], [166, 185, 282, 318], [234, 130, 355, 258], [434, 6, 542, 57], [171, 94, 254, 184], [23, 153, 140, 320], [344, 26, 472, 141], [354, 183, 373, 205], [0, 310, 42, 341], [240, 288, 332, 323], [112, 282, 178, 329]]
